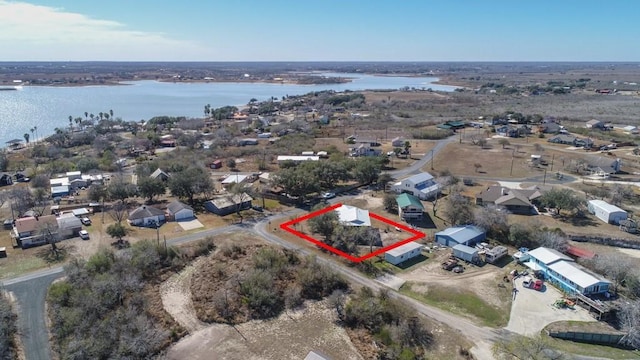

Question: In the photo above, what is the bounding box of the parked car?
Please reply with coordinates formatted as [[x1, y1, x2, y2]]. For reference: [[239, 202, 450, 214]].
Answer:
[[81, 217, 91, 225], [321, 192, 336, 199], [79, 230, 89, 240]]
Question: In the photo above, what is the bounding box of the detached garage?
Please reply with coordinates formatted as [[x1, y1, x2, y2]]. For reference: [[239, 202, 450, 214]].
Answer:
[[166, 200, 194, 221], [453, 244, 479, 263], [435, 225, 485, 248], [385, 242, 423, 265], [588, 200, 627, 225]]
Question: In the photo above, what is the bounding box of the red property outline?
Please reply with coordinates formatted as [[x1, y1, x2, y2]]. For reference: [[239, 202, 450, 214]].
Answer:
[[280, 203, 426, 263]]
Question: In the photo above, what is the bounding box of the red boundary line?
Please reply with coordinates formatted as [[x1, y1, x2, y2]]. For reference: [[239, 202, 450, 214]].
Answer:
[[280, 203, 426, 263]]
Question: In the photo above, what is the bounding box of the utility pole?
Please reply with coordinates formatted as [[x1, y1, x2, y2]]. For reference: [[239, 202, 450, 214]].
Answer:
[[543, 169, 547, 185], [430, 149, 434, 170], [550, 154, 555, 172], [510, 149, 515, 177]]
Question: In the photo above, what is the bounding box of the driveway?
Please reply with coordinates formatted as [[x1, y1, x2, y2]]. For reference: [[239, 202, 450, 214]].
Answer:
[[506, 276, 596, 336], [178, 219, 204, 231]]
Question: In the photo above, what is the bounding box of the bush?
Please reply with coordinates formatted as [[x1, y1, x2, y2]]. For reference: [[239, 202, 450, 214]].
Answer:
[[0, 292, 18, 360]]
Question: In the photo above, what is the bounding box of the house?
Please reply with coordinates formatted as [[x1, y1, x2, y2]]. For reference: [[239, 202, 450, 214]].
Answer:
[[221, 174, 248, 185], [475, 185, 543, 214], [496, 125, 521, 138], [128, 205, 165, 227], [396, 193, 424, 220], [586, 157, 621, 177], [350, 144, 381, 157], [435, 225, 486, 248], [539, 122, 562, 134], [391, 137, 405, 147], [437, 120, 466, 130], [13, 215, 59, 248], [390, 172, 441, 200], [238, 138, 258, 146], [586, 119, 604, 129], [385, 242, 423, 265], [205, 193, 253, 216], [51, 185, 70, 199], [587, 200, 627, 225], [548, 134, 577, 145], [485, 246, 508, 264], [522, 247, 611, 295], [354, 138, 381, 147], [69, 178, 87, 190], [335, 205, 371, 227], [258, 172, 271, 183], [209, 160, 222, 169], [66, 171, 82, 181], [166, 200, 195, 221], [0, 173, 13, 186], [277, 155, 320, 163], [56, 213, 82, 239], [50, 177, 69, 187], [622, 125, 639, 134], [453, 244, 480, 263], [150, 168, 170, 181]]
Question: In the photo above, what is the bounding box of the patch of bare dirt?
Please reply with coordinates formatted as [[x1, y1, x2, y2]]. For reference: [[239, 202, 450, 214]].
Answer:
[[160, 257, 208, 333], [162, 300, 363, 360]]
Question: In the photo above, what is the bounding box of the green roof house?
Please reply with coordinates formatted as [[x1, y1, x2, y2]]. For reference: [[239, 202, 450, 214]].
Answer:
[[396, 193, 424, 220]]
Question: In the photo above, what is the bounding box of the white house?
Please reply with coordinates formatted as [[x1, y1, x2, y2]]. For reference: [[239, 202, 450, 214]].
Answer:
[[128, 205, 165, 227], [390, 172, 441, 200], [587, 200, 628, 225], [335, 205, 371, 226], [166, 200, 194, 221], [385, 242, 423, 265], [221, 174, 248, 185]]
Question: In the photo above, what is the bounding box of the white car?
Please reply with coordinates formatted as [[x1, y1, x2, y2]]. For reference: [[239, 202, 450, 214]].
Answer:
[[321, 192, 336, 199], [81, 217, 91, 225], [79, 230, 89, 240]]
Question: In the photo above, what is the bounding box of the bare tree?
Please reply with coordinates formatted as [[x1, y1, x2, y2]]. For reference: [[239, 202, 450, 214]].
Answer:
[[9, 187, 34, 217], [609, 184, 633, 206], [474, 205, 509, 241], [443, 186, 474, 226], [109, 201, 129, 224], [38, 221, 62, 260], [618, 299, 640, 350], [535, 231, 568, 252], [492, 334, 565, 360], [591, 253, 635, 294]]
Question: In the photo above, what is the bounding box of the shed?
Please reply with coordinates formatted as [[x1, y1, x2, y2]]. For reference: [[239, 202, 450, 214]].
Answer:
[[435, 225, 485, 247], [205, 193, 253, 216], [209, 160, 222, 169], [221, 174, 247, 185], [51, 185, 70, 198], [166, 200, 194, 221], [587, 200, 627, 225], [385, 242, 423, 265], [71, 208, 90, 217], [452, 244, 479, 263]]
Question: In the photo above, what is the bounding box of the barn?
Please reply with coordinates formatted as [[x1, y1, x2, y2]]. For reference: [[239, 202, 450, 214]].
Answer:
[[435, 225, 485, 248], [587, 200, 627, 225], [385, 242, 423, 265]]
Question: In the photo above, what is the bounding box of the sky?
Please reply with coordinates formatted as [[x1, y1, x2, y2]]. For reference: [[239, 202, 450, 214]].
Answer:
[[1, 0, 639, 61]]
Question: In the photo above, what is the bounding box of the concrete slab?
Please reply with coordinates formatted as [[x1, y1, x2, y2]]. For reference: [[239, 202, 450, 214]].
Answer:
[[375, 274, 406, 291], [178, 219, 204, 231], [506, 277, 596, 336]]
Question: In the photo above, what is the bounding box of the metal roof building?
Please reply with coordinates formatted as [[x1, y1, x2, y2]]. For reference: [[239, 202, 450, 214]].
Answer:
[[435, 225, 485, 248], [385, 242, 423, 265]]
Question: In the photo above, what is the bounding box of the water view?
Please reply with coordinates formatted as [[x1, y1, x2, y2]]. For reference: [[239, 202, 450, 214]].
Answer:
[[0, 73, 457, 144]]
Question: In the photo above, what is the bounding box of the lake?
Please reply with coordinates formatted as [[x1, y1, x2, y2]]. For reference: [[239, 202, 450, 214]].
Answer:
[[0, 73, 457, 145]]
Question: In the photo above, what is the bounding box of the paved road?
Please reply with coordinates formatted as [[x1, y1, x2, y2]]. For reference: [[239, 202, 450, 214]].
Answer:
[[388, 136, 458, 178]]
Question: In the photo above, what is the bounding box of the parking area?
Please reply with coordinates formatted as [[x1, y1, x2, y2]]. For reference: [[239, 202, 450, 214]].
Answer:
[[178, 219, 204, 231], [506, 276, 596, 336]]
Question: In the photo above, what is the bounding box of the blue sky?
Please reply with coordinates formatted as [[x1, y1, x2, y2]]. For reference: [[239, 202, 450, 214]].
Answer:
[[1, 0, 639, 61]]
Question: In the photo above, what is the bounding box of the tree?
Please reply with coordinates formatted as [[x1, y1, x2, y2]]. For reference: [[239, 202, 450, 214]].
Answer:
[[383, 193, 397, 213], [273, 167, 319, 200], [618, 299, 640, 350], [535, 230, 568, 252], [353, 157, 383, 185], [168, 167, 213, 204], [107, 178, 138, 203], [590, 253, 635, 294], [23, 133, 30, 145], [473, 163, 482, 173], [377, 173, 393, 192], [226, 158, 236, 171], [0, 292, 18, 360], [307, 204, 339, 242], [609, 184, 633, 206], [498, 138, 510, 149], [492, 334, 565, 360], [474, 205, 509, 241], [137, 177, 166, 203], [539, 188, 584, 216], [534, 143, 545, 152], [106, 223, 128, 242], [443, 187, 474, 226], [88, 184, 108, 203], [38, 221, 62, 260], [227, 183, 253, 223]]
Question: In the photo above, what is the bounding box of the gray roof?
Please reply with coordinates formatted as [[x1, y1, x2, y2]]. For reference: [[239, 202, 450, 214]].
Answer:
[[588, 200, 626, 214], [386, 242, 423, 257], [150, 168, 170, 179], [436, 225, 484, 241], [452, 243, 478, 255], [207, 193, 253, 209], [527, 247, 573, 265], [402, 172, 435, 185], [547, 260, 611, 289], [128, 205, 165, 220], [167, 200, 193, 214], [57, 215, 82, 229]]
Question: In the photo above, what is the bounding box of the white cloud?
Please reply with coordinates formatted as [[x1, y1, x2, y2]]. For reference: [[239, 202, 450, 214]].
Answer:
[[0, 1, 215, 60]]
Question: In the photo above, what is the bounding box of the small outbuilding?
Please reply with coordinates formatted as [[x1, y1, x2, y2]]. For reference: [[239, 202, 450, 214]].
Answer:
[[56, 214, 82, 239], [385, 242, 423, 265], [452, 244, 479, 263], [166, 200, 194, 221], [150, 168, 170, 181], [51, 185, 70, 198], [435, 225, 486, 248], [587, 200, 627, 225], [205, 193, 253, 216]]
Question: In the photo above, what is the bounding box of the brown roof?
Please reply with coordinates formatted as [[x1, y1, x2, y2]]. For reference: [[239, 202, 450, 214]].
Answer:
[[477, 186, 544, 207], [15, 215, 58, 233]]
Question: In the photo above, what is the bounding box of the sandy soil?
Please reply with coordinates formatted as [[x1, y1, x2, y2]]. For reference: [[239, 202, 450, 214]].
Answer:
[[162, 300, 363, 360], [160, 258, 207, 333], [617, 247, 640, 259]]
